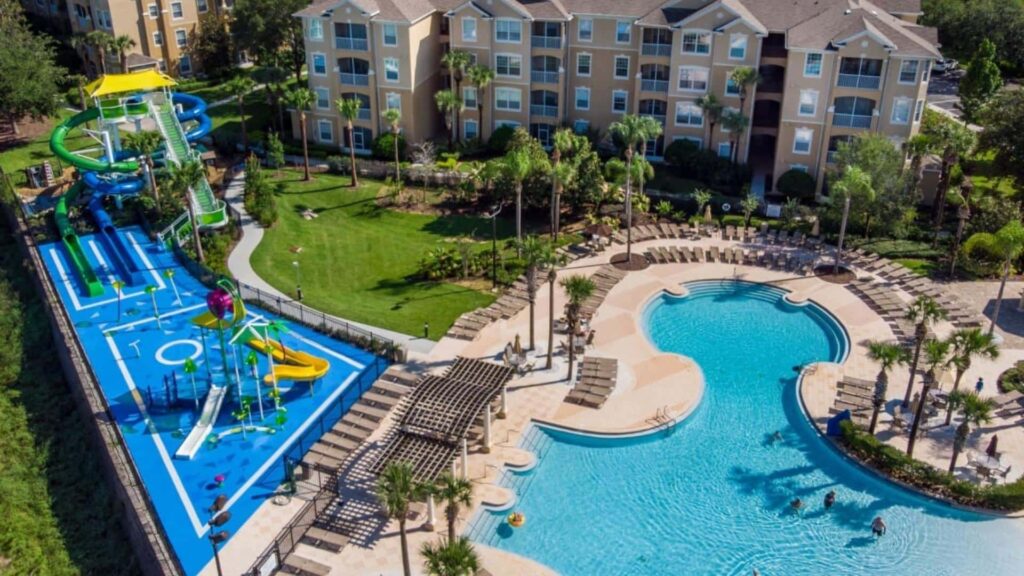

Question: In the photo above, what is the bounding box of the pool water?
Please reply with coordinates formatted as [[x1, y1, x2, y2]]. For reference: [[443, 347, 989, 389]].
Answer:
[[467, 280, 1024, 575]]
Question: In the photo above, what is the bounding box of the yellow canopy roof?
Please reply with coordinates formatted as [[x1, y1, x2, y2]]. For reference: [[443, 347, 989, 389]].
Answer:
[[85, 70, 177, 98]]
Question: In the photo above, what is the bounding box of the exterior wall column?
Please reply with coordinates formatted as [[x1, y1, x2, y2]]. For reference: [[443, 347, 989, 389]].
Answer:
[[425, 495, 437, 530], [482, 405, 492, 453], [461, 437, 469, 479], [498, 385, 507, 419]]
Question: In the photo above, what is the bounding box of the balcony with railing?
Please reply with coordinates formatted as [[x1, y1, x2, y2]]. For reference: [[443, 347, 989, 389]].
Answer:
[[532, 35, 561, 49], [532, 22, 561, 49], [832, 113, 872, 128], [531, 56, 560, 85], [837, 57, 882, 90], [531, 70, 559, 84], [761, 33, 787, 59], [640, 64, 670, 93], [335, 37, 369, 51], [340, 72, 369, 86], [837, 74, 881, 90], [643, 114, 667, 126], [641, 29, 672, 58], [642, 43, 671, 57], [758, 65, 785, 94], [530, 90, 558, 118], [334, 23, 368, 51], [530, 104, 558, 117], [640, 79, 668, 92]]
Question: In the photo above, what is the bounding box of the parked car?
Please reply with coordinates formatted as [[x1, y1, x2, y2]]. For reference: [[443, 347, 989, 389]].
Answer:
[[932, 58, 958, 74]]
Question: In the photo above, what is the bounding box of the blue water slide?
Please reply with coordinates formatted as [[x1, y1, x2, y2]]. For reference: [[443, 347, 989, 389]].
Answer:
[[82, 171, 148, 286], [171, 93, 212, 142]]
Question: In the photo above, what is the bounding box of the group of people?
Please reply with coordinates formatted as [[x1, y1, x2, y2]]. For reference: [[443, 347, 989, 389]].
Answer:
[[788, 492, 887, 537]]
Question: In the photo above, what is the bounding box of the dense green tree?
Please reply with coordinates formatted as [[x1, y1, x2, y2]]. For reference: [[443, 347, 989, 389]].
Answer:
[[923, 0, 1024, 75], [168, 159, 209, 262], [0, 3, 64, 134], [979, 88, 1024, 181], [231, 0, 306, 82], [190, 12, 234, 79], [829, 134, 914, 238], [266, 131, 285, 172], [959, 39, 1002, 123]]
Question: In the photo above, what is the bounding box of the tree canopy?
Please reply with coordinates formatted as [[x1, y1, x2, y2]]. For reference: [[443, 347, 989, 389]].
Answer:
[[231, 0, 307, 81], [979, 88, 1024, 182], [958, 39, 1002, 123], [0, 0, 65, 132], [923, 0, 1024, 75], [827, 134, 915, 238], [190, 12, 234, 79]]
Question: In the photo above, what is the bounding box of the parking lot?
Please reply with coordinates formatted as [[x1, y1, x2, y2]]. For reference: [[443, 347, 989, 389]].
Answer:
[[927, 68, 965, 120]]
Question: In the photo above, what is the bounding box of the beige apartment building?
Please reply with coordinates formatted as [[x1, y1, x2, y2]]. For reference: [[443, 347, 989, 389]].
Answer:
[[297, 0, 939, 195]]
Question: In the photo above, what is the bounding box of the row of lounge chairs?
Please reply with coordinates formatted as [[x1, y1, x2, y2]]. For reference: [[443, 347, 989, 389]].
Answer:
[[581, 265, 627, 318], [643, 244, 820, 276], [565, 357, 618, 408], [447, 275, 544, 341], [829, 376, 874, 427]]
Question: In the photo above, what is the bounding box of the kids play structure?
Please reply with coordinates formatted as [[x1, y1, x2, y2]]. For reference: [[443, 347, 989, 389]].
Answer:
[[49, 70, 228, 296]]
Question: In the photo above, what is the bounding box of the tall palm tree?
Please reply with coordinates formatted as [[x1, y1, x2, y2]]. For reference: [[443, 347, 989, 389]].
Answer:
[[68, 73, 90, 116], [609, 114, 648, 263], [549, 128, 575, 241], [377, 462, 428, 576], [946, 391, 996, 473], [866, 341, 910, 434], [335, 97, 363, 187], [907, 338, 951, 457], [421, 537, 480, 576], [503, 147, 532, 254], [109, 34, 136, 72], [930, 120, 976, 245], [434, 473, 473, 544], [169, 159, 208, 263], [636, 115, 663, 198], [434, 89, 462, 150], [904, 133, 935, 194], [561, 275, 596, 380], [945, 328, 999, 425], [286, 88, 315, 181], [720, 110, 749, 165], [729, 66, 762, 115], [226, 75, 256, 151], [520, 236, 551, 351], [964, 220, 1024, 336], [441, 50, 471, 142], [84, 31, 113, 75], [696, 93, 723, 149], [831, 166, 877, 238], [382, 108, 402, 180], [121, 130, 164, 213], [465, 64, 494, 140], [544, 250, 565, 370], [902, 295, 947, 406]]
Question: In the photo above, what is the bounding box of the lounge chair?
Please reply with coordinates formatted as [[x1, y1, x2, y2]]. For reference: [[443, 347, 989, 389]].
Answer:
[[709, 245, 720, 262]]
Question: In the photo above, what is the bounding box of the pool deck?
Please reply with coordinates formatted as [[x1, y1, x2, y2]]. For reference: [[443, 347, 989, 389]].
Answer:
[[214, 234, 1024, 575]]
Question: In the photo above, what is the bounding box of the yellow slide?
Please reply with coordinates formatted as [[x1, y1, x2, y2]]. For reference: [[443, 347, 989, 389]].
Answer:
[[246, 338, 330, 384]]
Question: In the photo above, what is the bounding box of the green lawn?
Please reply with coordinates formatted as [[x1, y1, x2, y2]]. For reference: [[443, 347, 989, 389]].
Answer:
[[250, 171, 509, 337], [968, 151, 1017, 197], [0, 109, 93, 187]]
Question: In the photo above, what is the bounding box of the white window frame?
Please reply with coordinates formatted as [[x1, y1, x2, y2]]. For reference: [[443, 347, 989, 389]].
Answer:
[[573, 119, 589, 134], [793, 127, 813, 155], [152, 31, 163, 46], [315, 87, 330, 110], [677, 66, 709, 92], [914, 99, 924, 123], [384, 57, 399, 82], [674, 101, 704, 127], [576, 53, 591, 77], [197, 0, 208, 12], [179, 55, 192, 75], [798, 89, 818, 117], [462, 17, 477, 42], [385, 92, 401, 111], [804, 53, 823, 78], [611, 90, 628, 113], [578, 18, 593, 42], [175, 29, 187, 48], [495, 87, 521, 111], [615, 20, 631, 44], [382, 23, 398, 47], [613, 56, 630, 80], [729, 34, 747, 60], [718, 142, 732, 158], [147, 3, 158, 18], [311, 53, 327, 76], [318, 119, 333, 143], [890, 97, 911, 125], [725, 77, 740, 97], [170, 1, 183, 20], [308, 18, 323, 40], [495, 53, 522, 78], [463, 87, 477, 109], [898, 59, 918, 84], [464, 119, 479, 140], [495, 19, 522, 43], [681, 31, 712, 55], [575, 87, 590, 111], [789, 164, 809, 173]]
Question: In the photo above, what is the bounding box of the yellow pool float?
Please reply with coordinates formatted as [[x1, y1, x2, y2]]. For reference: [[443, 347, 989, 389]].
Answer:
[[507, 512, 525, 528]]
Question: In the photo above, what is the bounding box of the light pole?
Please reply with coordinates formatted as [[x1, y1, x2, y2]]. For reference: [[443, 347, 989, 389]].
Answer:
[[834, 196, 851, 276], [208, 494, 231, 576], [292, 260, 302, 301], [488, 204, 504, 291]]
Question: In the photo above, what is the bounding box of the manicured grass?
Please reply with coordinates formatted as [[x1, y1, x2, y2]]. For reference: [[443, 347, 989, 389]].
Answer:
[[0, 109, 93, 187], [894, 258, 936, 276], [250, 171, 511, 337], [967, 151, 1017, 198]]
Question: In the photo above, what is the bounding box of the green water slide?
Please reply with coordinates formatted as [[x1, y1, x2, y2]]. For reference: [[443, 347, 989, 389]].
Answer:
[[54, 182, 104, 296], [49, 108, 139, 173], [155, 102, 228, 229]]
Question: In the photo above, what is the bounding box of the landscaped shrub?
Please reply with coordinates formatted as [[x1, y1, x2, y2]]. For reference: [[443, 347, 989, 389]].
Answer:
[[372, 133, 407, 162], [243, 156, 278, 227], [325, 155, 350, 175], [998, 360, 1024, 393], [663, 139, 748, 193], [487, 125, 516, 154], [776, 169, 816, 201]]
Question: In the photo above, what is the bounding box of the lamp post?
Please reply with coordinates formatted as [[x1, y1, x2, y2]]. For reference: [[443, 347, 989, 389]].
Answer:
[[208, 494, 231, 576], [488, 204, 504, 291], [292, 260, 302, 301], [833, 196, 851, 276]]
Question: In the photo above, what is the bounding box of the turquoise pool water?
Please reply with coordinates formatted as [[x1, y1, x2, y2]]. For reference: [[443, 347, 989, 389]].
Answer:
[[467, 280, 1024, 575]]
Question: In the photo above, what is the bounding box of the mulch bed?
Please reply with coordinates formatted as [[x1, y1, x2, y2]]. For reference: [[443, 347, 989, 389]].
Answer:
[[610, 252, 649, 271], [814, 265, 856, 284]]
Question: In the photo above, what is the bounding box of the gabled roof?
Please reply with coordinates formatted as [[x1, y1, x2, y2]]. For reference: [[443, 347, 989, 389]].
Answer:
[[295, 0, 437, 22], [786, 0, 939, 57]]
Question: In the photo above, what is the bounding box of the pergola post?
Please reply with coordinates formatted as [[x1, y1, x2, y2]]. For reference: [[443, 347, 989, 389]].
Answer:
[[425, 495, 436, 531], [461, 437, 469, 480], [482, 406, 492, 454], [498, 386, 507, 419]]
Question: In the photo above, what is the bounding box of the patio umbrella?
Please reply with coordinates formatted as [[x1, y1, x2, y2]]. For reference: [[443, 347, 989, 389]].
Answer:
[[986, 435, 999, 458], [703, 204, 713, 224], [513, 334, 523, 358]]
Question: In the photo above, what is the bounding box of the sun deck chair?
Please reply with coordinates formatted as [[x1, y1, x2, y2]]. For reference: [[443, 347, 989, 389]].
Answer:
[[707, 245, 720, 262], [722, 246, 735, 264], [693, 246, 705, 262]]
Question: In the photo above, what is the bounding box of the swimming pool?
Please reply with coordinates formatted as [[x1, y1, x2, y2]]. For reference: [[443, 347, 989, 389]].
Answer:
[[467, 280, 1024, 575]]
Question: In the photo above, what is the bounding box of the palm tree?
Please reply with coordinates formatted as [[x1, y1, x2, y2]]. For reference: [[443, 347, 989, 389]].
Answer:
[[930, 120, 976, 245], [382, 108, 402, 180], [434, 473, 473, 543], [434, 89, 462, 150], [520, 236, 551, 351], [740, 193, 759, 227], [465, 64, 494, 140], [544, 250, 565, 370], [169, 159, 208, 262], [421, 537, 480, 576], [720, 110, 749, 165], [729, 66, 762, 115], [946, 391, 996, 473], [550, 128, 576, 241], [286, 88, 315, 181], [441, 50, 471, 142], [945, 328, 999, 425], [609, 115, 648, 263], [335, 97, 363, 187], [68, 73, 90, 116], [121, 130, 164, 213], [866, 341, 910, 434], [907, 338, 951, 457], [902, 295, 947, 407], [226, 75, 256, 151], [636, 115, 663, 198], [503, 147, 532, 254], [964, 220, 1024, 336], [696, 93, 723, 149], [561, 275, 596, 379], [831, 165, 877, 238], [904, 133, 934, 194], [377, 462, 428, 576], [109, 34, 136, 72], [84, 31, 112, 75]]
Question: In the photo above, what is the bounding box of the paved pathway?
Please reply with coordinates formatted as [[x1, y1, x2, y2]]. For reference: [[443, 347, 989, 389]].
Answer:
[[222, 170, 435, 355]]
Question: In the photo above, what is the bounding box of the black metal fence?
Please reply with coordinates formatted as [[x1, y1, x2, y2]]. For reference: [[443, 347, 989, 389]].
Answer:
[[248, 489, 337, 576]]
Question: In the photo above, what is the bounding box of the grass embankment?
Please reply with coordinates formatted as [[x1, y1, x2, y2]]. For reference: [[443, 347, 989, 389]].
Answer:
[[250, 171, 509, 337], [0, 218, 138, 573], [0, 109, 90, 188]]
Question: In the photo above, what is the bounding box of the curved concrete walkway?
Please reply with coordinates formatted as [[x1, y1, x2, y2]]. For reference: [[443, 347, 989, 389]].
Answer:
[[222, 170, 435, 355]]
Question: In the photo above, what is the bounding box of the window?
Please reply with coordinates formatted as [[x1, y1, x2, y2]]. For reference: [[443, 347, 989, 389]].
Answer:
[[914, 99, 924, 122], [616, 20, 631, 44], [197, 0, 208, 12], [804, 53, 823, 77], [171, 1, 182, 19], [147, 3, 158, 18], [789, 164, 808, 172], [681, 32, 711, 55], [153, 31, 163, 46], [718, 142, 731, 158], [318, 119, 333, 143], [675, 101, 703, 126], [382, 24, 398, 47], [315, 87, 330, 109], [464, 119, 478, 140], [576, 53, 591, 77], [612, 90, 628, 113], [726, 77, 740, 96], [462, 18, 477, 42], [175, 29, 187, 47], [386, 92, 401, 111], [573, 120, 589, 134], [798, 89, 818, 116], [463, 87, 477, 109], [575, 87, 590, 110], [495, 54, 521, 77], [921, 61, 930, 82], [614, 56, 629, 79], [898, 60, 918, 84], [384, 58, 399, 82], [891, 97, 911, 124], [729, 35, 747, 60], [677, 67, 709, 91], [308, 18, 323, 40], [793, 128, 813, 154], [578, 18, 592, 42], [719, 106, 739, 131], [311, 53, 326, 76], [495, 87, 521, 111], [495, 19, 521, 43], [179, 56, 192, 75]]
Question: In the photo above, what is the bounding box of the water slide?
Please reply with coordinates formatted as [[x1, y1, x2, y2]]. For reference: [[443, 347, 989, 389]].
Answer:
[[174, 384, 228, 460], [172, 92, 212, 143], [82, 171, 148, 286], [49, 108, 139, 174], [53, 182, 104, 296], [246, 339, 331, 384]]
